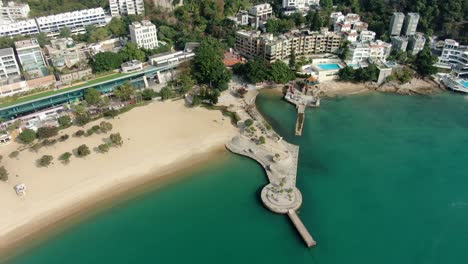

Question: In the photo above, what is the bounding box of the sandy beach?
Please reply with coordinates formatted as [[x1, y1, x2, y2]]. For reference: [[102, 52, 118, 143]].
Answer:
[[0, 100, 237, 252], [319, 81, 370, 97]]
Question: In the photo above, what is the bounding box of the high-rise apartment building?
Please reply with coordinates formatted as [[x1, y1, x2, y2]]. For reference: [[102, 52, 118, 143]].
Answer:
[[389, 12, 405, 36], [0, 1, 30, 24], [109, 0, 145, 17], [391, 36, 409, 52], [129, 20, 159, 50], [407, 33, 426, 55], [235, 28, 342, 63], [234, 31, 269, 59], [403, 13, 419, 36]]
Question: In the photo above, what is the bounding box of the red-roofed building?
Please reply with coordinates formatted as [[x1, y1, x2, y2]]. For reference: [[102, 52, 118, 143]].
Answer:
[[223, 50, 244, 67]]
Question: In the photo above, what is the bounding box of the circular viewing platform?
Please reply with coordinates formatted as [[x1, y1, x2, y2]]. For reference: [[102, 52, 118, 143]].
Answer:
[[261, 184, 302, 214]]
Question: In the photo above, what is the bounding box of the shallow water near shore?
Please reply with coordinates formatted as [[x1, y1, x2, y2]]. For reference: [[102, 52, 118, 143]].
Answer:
[[8, 91, 468, 264]]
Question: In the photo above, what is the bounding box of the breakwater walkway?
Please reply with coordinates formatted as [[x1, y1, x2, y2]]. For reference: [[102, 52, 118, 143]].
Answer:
[[222, 89, 316, 247], [284, 89, 320, 137]]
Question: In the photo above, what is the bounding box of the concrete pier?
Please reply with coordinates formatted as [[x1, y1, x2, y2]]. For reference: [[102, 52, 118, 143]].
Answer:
[[295, 105, 305, 136], [288, 210, 316, 247], [222, 89, 317, 248], [284, 89, 319, 137]]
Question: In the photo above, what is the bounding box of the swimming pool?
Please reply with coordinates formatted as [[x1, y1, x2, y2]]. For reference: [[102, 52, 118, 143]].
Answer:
[[460, 80, 468, 88], [318, 63, 341, 71]]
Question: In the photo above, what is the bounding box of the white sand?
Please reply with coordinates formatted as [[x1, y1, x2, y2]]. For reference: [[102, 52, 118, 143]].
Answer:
[[0, 100, 237, 249], [319, 81, 370, 97]]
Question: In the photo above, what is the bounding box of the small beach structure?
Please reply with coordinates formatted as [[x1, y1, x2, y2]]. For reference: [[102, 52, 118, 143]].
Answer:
[[14, 183, 27, 196], [0, 133, 12, 144], [301, 58, 345, 82]]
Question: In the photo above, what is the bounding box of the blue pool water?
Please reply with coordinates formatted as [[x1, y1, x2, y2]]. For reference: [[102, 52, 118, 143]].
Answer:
[[318, 63, 341, 71], [460, 80, 468, 88]]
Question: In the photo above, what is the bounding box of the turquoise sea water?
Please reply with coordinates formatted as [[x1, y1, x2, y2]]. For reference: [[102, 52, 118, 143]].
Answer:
[[7, 92, 468, 264]]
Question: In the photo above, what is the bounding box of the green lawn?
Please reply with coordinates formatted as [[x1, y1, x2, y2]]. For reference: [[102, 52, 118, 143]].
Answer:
[[0, 72, 130, 109]]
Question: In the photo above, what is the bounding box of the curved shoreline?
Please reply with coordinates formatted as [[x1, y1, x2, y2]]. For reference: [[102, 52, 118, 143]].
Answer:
[[0, 101, 237, 259], [0, 148, 230, 261]]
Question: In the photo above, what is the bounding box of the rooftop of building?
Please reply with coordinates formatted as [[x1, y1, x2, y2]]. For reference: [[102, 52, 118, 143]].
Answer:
[[184, 42, 200, 52], [0, 19, 37, 30], [250, 3, 272, 10], [0, 47, 14, 57], [14, 38, 40, 49], [444, 39, 459, 45], [48, 38, 76, 49], [35, 7, 105, 23], [121, 60, 142, 67], [345, 13, 360, 21], [223, 51, 243, 67], [369, 40, 392, 48], [407, 12, 420, 17], [131, 20, 155, 28], [236, 30, 263, 38], [391, 36, 409, 41], [360, 30, 376, 36], [1, 1, 29, 8], [410, 33, 426, 39]]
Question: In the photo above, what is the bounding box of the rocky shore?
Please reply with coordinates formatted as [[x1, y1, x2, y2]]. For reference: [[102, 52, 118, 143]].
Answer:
[[370, 78, 445, 95], [318, 77, 444, 97]]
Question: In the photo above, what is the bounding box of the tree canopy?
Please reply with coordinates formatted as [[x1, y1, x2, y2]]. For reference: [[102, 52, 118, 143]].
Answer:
[[18, 129, 37, 144], [59, 27, 72, 38], [270, 61, 296, 84], [84, 88, 102, 106], [90, 52, 123, 73], [265, 18, 295, 35], [233, 59, 296, 84], [119, 43, 146, 62], [415, 46, 437, 76], [338, 65, 379, 82], [192, 37, 231, 91], [114, 82, 136, 101]]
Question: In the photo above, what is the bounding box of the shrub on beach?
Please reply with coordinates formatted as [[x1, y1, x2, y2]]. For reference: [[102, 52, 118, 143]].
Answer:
[[75, 130, 85, 137], [244, 119, 254, 127], [59, 134, 70, 142], [91, 125, 101, 133], [37, 155, 53, 167], [103, 109, 119, 118], [99, 121, 113, 133], [59, 152, 72, 164], [259, 136, 266, 145], [42, 139, 57, 146], [98, 143, 110, 153], [30, 143, 42, 152], [9, 151, 19, 159], [58, 115, 72, 127], [77, 144, 91, 157], [75, 113, 91, 126], [85, 128, 94, 137], [0, 166, 8, 181], [37, 126, 59, 139], [109, 133, 123, 147]]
